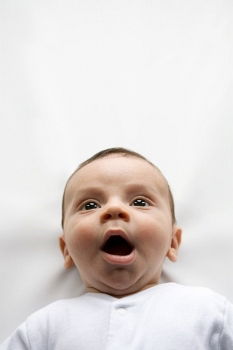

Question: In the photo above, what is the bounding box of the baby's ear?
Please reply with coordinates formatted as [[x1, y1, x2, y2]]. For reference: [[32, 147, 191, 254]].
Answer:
[[166, 226, 182, 262], [59, 235, 74, 268]]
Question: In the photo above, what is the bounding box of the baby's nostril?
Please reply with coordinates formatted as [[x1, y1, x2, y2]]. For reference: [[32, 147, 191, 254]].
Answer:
[[101, 208, 130, 222], [101, 236, 133, 256]]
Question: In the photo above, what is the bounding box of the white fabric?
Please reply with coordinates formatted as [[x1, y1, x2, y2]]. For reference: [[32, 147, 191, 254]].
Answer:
[[1, 0, 233, 342], [1, 283, 233, 350]]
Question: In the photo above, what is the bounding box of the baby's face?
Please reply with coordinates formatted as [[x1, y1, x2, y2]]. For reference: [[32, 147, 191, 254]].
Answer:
[[60, 155, 181, 297]]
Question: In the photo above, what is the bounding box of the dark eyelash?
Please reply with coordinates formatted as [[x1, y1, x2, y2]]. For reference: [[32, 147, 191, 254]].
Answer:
[[76, 195, 153, 211], [79, 200, 100, 211], [131, 197, 151, 206]]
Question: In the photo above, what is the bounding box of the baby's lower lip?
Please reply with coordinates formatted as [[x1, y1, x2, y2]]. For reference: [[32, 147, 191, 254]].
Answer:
[[101, 249, 136, 265]]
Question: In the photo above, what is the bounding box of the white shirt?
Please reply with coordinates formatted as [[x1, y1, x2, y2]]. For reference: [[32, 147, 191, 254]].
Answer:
[[1, 283, 233, 349]]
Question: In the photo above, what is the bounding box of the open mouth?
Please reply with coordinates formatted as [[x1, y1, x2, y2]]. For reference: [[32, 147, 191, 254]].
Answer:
[[101, 235, 134, 256]]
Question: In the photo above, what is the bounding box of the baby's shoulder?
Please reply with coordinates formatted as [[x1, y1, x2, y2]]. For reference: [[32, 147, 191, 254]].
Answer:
[[151, 283, 230, 316], [166, 282, 226, 299], [25, 295, 85, 325], [26, 291, 112, 325]]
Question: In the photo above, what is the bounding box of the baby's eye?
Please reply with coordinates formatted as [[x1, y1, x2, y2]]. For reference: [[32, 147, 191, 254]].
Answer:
[[80, 201, 100, 211], [131, 198, 150, 207]]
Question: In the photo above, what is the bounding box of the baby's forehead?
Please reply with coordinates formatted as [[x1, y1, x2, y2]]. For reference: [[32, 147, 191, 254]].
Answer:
[[65, 155, 169, 201]]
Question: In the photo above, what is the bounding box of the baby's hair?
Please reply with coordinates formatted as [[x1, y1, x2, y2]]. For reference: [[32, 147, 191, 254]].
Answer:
[[61, 147, 176, 228]]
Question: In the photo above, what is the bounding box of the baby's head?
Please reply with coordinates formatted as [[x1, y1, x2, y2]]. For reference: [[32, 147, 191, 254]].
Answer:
[[60, 147, 182, 297]]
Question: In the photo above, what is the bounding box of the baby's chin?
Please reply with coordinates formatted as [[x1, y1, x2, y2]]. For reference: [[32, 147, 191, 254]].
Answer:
[[84, 279, 159, 298]]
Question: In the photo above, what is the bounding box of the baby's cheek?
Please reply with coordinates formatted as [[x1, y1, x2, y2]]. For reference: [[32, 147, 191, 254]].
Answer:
[[137, 219, 171, 248], [68, 221, 98, 251]]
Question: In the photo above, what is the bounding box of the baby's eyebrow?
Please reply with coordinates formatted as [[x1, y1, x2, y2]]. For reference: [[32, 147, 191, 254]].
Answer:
[[74, 184, 157, 196], [73, 186, 105, 198], [78, 183, 160, 195], [125, 183, 159, 195]]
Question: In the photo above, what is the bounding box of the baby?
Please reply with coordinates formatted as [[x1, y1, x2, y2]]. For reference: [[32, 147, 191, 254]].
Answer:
[[1, 147, 233, 349]]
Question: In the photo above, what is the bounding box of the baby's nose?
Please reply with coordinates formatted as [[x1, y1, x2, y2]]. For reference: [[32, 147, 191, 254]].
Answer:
[[100, 204, 130, 223]]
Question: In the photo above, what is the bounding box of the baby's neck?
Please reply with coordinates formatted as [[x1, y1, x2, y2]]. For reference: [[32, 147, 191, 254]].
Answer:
[[85, 282, 159, 298]]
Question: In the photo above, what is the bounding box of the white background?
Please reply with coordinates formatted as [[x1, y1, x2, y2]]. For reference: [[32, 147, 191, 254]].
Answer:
[[0, 0, 233, 341]]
